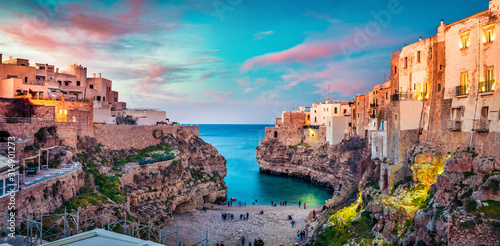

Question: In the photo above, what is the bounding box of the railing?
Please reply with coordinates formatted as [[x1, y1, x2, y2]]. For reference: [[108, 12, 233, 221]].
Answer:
[[456, 85, 469, 96], [413, 92, 429, 100], [370, 103, 378, 108], [369, 114, 376, 119], [478, 80, 495, 93], [0, 117, 74, 123], [24, 163, 81, 187], [390, 92, 415, 101], [472, 119, 491, 132], [447, 120, 462, 131], [0, 211, 234, 246]]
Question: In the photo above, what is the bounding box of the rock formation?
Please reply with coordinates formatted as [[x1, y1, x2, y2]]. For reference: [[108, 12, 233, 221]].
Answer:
[[256, 137, 371, 203], [74, 128, 227, 226]]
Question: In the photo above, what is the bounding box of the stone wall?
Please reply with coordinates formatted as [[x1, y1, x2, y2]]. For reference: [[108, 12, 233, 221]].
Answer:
[[0, 167, 84, 219], [0, 122, 78, 149], [93, 125, 199, 150]]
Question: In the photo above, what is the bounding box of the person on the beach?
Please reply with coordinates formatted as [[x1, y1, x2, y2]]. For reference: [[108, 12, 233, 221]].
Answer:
[[299, 201, 301, 207], [291, 220, 295, 227], [246, 212, 249, 220], [304, 203, 306, 209], [313, 210, 316, 218], [297, 231, 300, 241]]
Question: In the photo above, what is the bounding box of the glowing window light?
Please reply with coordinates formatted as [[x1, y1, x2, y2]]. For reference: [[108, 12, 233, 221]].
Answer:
[[59, 109, 62, 114]]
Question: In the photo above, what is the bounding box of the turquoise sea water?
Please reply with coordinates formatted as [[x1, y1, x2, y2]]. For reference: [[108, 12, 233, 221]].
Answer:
[[199, 124, 333, 207]]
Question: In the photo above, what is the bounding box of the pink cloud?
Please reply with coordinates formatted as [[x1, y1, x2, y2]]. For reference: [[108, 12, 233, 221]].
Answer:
[[202, 91, 231, 102], [244, 88, 256, 93], [242, 40, 341, 71]]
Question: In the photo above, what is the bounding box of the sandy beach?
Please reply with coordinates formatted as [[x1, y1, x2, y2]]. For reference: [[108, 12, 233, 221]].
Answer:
[[163, 204, 319, 245]]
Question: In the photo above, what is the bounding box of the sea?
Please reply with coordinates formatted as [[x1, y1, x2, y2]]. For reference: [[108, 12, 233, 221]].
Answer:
[[199, 124, 333, 207]]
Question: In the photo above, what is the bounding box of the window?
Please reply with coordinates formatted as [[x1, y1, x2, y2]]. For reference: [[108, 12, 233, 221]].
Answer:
[[395, 114, 398, 120], [461, 72, 469, 94], [437, 83, 441, 92], [404, 57, 408, 68], [0, 178, 3, 196], [417, 51, 421, 63], [440, 65, 443, 70], [89, 85, 94, 89], [460, 32, 470, 49], [274, 131, 278, 138], [64, 81, 70, 86], [103, 97, 105, 101], [486, 68, 494, 82], [386, 92, 388, 99], [58, 80, 62, 85], [394, 66, 397, 74], [452, 107, 462, 121], [334, 107, 338, 114], [24, 77, 28, 83], [7, 75, 17, 79], [486, 29, 494, 43], [76, 81, 80, 86], [314, 117, 317, 123], [96, 96, 101, 101], [483, 24, 495, 43], [343, 109, 347, 114]]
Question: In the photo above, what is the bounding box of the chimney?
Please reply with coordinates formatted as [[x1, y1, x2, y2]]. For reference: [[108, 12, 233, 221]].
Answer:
[[93, 73, 96, 78], [0, 54, 2, 63], [56, 68, 59, 73], [99, 73, 101, 78], [441, 19, 444, 26], [419, 37, 422, 41]]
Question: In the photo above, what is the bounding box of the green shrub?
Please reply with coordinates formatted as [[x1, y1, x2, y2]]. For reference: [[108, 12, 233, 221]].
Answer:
[[289, 145, 297, 151], [465, 199, 477, 213], [459, 220, 476, 228]]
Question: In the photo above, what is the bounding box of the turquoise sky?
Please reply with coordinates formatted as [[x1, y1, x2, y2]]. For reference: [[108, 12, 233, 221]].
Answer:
[[0, 0, 489, 123]]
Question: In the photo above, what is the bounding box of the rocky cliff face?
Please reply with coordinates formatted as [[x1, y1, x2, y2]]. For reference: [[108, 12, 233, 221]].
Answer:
[[256, 137, 371, 200], [306, 144, 500, 246], [74, 128, 227, 226]]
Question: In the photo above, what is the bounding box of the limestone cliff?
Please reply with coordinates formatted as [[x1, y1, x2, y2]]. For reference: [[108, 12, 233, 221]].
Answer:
[[307, 145, 500, 246], [256, 137, 371, 200], [74, 128, 227, 226]]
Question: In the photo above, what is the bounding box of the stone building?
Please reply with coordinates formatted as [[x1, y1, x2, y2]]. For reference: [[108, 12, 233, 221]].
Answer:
[[0, 54, 168, 125]]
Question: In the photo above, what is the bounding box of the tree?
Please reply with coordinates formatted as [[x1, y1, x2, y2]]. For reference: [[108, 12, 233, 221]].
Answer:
[[116, 113, 138, 125], [3, 98, 35, 122]]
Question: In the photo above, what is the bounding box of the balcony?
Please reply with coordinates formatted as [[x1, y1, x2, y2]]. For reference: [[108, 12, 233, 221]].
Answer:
[[448, 120, 462, 131], [370, 103, 378, 108], [369, 114, 376, 119], [390, 92, 415, 101], [471, 119, 491, 132], [455, 85, 469, 97], [478, 80, 495, 94], [414, 92, 429, 101]]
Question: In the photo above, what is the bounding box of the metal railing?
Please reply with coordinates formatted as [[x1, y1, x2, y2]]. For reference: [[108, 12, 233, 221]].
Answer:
[[456, 85, 469, 96], [0, 210, 233, 246], [0, 117, 74, 124], [478, 80, 495, 93], [390, 92, 416, 101], [472, 119, 491, 132], [447, 120, 462, 131], [369, 103, 378, 108]]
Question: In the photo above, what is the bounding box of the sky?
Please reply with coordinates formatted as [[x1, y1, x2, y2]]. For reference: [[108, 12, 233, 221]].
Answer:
[[0, 0, 490, 124]]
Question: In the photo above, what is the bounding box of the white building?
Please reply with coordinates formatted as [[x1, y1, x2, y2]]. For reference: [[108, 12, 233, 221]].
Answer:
[[310, 100, 351, 126], [325, 116, 351, 145]]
